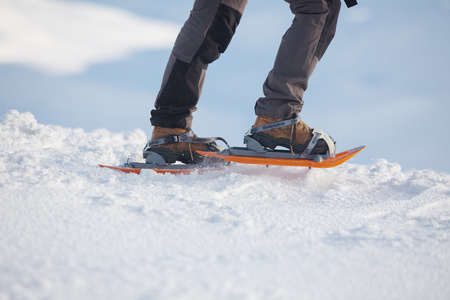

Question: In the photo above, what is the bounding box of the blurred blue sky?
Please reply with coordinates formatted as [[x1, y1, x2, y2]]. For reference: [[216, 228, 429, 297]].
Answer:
[[1, 0, 450, 173]]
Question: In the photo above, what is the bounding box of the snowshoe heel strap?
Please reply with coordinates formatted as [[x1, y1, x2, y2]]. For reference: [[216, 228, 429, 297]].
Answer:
[[300, 129, 336, 158]]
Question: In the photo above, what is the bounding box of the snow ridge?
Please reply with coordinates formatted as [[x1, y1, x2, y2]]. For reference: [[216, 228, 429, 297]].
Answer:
[[1, 110, 449, 300]]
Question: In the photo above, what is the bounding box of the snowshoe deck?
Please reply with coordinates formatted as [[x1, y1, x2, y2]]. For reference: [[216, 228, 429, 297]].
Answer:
[[198, 146, 366, 168], [99, 161, 226, 175]]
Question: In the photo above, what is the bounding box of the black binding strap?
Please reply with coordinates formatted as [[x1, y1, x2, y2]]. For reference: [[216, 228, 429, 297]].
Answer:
[[344, 0, 358, 8], [143, 130, 229, 151]]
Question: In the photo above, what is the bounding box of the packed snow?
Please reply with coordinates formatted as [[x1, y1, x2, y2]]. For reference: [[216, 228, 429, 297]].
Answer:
[[1, 110, 449, 300]]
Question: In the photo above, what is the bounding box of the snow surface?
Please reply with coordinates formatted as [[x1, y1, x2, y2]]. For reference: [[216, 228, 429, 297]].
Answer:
[[1, 110, 450, 300]]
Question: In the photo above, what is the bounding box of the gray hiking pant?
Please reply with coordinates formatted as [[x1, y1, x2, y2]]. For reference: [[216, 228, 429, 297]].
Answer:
[[151, 0, 341, 129]]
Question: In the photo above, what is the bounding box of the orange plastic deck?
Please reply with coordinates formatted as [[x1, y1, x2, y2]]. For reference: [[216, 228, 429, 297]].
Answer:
[[98, 164, 221, 175], [198, 146, 366, 169]]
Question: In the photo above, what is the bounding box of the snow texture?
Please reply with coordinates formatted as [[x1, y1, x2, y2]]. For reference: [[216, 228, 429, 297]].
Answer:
[[1, 110, 449, 300]]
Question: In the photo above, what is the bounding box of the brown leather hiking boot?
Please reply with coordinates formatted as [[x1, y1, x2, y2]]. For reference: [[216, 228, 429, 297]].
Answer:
[[250, 116, 333, 155], [144, 127, 218, 164]]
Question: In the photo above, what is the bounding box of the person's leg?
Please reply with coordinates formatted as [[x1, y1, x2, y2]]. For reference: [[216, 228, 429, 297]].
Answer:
[[150, 0, 248, 129], [145, 0, 247, 164], [250, 0, 341, 156], [255, 0, 341, 119]]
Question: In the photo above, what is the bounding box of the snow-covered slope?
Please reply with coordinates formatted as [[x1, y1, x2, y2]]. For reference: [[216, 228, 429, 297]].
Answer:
[[1, 110, 449, 300]]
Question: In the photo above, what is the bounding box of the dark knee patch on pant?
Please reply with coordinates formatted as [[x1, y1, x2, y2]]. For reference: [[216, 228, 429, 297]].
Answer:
[[193, 4, 243, 68], [151, 59, 202, 128], [155, 59, 203, 110]]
